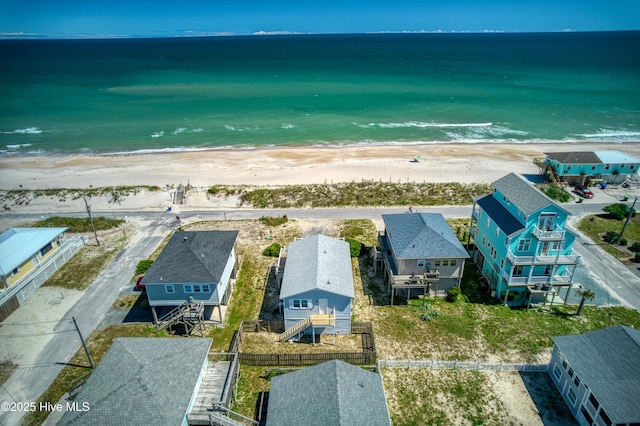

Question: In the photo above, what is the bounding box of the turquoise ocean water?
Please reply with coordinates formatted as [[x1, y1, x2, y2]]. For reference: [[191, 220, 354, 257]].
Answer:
[[1, 32, 639, 155]]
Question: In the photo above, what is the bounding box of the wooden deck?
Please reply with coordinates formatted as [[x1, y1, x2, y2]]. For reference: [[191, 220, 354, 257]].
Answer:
[[191, 361, 232, 413]]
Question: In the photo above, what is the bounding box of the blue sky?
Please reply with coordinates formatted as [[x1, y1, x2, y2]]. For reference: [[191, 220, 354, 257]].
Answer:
[[1, 0, 639, 38]]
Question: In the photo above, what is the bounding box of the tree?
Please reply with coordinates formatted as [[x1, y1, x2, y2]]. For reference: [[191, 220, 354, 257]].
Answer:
[[575, 288, 596, 316], [603, 203, 635, 220]]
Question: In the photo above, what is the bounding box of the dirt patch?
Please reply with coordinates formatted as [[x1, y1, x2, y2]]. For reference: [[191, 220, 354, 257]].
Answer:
[[240, 332, 363, 354]]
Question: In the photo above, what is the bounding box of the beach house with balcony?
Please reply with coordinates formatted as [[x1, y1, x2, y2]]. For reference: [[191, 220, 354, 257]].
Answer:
[[0, 227, 84, 321], [143, 230, 239, 324], [541, 150, 640, 185], [469, 173, 580, 307], [278, 234, 354, 342], [549, 326, 640, 425], [376, 213, 469, 304]]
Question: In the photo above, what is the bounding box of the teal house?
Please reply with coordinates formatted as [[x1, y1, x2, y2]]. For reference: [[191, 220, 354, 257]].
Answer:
[[543, 150, 640, 185], [469, 173, 581, 307]]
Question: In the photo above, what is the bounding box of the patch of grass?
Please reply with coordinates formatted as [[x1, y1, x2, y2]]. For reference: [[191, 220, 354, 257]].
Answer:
[[110, 294, 149, 310], [232, 365, 270, 420], [22, 324, 168, 426], [30, 216, 124, 233], [43, 226, 131, 291], [578, 214, 640, 259], [339, 219, 378, 247], [0, 360, 17, 386], [259, 215, 288, 227], [0, 186, 161, 209], [539, 184, 571, 202]]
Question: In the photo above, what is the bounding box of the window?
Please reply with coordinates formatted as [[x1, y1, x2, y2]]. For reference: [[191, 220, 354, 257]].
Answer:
[[568, 367, 574, 378], [581, 407, 593, 425], [500, 259, 505, 269], [599, 410, 612, 426], [495, 228, 500, 237], [605, 164, 611, 170], [40, 242, 53, 257], [567, 165, 572, 170], [544, 265, 553, 276], [513, 266, 524, 276], [194, 285, 202, 293], [517, 239, 531, 251], [551, 241, 563, 251], [567, 388, 577, 405], [417, 260, 425, 268], [435, 260, 441, 267], [482, 236, 486, 246], [442, 260, 449, 266], [184, 285, 193, 293], [588, 393, 600, 410], [165, 285, 175, 294], [11, 267, 20, 277], [553, 365, 561, 380], [486, 217, 491, 227], [562, 359, 568, 369], [591, 165, 596, 170], [202, 284, 210, 292], [450, 260, 456, 266], [292, 299, 310, 309], [574, 376, 581, 388]]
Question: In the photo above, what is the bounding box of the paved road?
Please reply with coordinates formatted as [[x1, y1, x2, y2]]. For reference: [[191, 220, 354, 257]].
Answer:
[[0, 215, 176, 426], [1, 201, 639, 424]]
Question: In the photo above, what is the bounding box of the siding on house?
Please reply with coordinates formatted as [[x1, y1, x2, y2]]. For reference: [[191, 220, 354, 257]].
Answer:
[[470, 173, 580, 305], [280, 235, 354, 335], [544, 150, 640, 184]]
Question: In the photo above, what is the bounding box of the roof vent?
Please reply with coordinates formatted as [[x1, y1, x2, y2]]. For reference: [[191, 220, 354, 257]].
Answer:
[[183, 237, 188, 242]]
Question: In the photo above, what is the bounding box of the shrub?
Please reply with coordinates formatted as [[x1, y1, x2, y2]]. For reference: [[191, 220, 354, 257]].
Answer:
[[263, 243, 282, 257], [603, 203, 636, 220], [604, 231, 619, 243], [446, 287, 462, 302], [631, 242, 640, 252], [619, 238, 628, 246], [136, 259, 154, 275], [259, 215, 288, 227], [635, 253, 640, 263], [540, 184, 571, 202], [345, 238, 362, 257]]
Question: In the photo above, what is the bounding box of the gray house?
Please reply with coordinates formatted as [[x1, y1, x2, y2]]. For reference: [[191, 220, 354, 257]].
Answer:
[[550, 326, 640, 425], [377, 213, 469, 303], [58, 338, 213, 426], [143, 230, 239, 323], [266, 359, 391, 426], [278, 234, 354, 341]]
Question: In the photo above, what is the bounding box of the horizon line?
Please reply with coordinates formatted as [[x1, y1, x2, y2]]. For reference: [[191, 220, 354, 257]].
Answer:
[[1, 28, 638, 40]]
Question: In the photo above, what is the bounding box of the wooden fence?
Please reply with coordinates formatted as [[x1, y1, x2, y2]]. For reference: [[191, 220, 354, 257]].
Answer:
[[378, 359, 549, 373], [231, 321, 377, 367]]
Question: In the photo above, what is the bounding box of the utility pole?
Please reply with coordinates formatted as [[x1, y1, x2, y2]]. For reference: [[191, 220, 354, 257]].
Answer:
[[72, 316, 95, 368], [84, 197, 100, 246], [617, 196, 637, 244]]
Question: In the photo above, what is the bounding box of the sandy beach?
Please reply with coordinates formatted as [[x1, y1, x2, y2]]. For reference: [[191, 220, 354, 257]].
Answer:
[[3, 142, 640, 191]]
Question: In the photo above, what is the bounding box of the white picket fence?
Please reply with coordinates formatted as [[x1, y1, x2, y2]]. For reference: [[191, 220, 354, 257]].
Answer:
[[378, 359, 549, 373]]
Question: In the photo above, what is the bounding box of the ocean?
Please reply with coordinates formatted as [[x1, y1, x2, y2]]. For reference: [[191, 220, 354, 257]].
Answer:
[[1, 31, 639, 155]]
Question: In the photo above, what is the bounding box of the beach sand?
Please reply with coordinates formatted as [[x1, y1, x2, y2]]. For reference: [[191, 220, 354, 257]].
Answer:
[[1, 142, 640, 214]]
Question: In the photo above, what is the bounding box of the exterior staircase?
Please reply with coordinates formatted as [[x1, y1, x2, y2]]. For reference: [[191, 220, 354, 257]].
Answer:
[[155, 301, 189, 331], [277, 314, 335, 342]]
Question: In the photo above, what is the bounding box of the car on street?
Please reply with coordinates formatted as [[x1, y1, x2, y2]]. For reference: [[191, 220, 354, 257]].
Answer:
[[574, 184, 594, 198], [134, 276, 145, 291]]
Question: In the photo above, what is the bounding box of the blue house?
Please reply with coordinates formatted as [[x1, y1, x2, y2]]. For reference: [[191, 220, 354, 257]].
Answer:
[[543, 150, 640, 185], [278, 234, 354, 342], [469, 173, 581, 307], [143, 230, 239, 323], [550, 326, 640, 425]]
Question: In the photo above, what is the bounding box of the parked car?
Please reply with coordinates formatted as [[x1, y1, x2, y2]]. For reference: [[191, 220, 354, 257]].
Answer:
[[574, 184, 594, 199], [134, 276, 145, 291]]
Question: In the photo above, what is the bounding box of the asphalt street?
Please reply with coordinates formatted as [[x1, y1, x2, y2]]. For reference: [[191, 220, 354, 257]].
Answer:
[[1, 202, 639, 424]]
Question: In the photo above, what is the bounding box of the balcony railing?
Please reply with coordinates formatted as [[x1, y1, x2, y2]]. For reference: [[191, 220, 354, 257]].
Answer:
[[506, 250, 580, 266], [532, 226, 566, 241], [502, 271, 574, 285]]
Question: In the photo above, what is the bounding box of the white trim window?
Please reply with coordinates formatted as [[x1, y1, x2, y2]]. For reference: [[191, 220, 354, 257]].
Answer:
[[517, 239, 531, 252], [202, 284, 210, 292], [184, 285, 193, 293], [291, 299, 311, 309], [165, 284, 175, 294], [417, 260, 425, 268]]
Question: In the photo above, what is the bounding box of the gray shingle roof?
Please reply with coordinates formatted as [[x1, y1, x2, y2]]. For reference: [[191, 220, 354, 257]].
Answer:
[[476, 194, 525, 236], [143, 230, 238, 283], [492, 173, 566, 216], [553, 326, 640, 423], [58, 337, 212, 426], [545, 151, 602, 164], [279, 234, 354, 300], [382, 213, 469, 259], [266, 360, 391, 426]]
